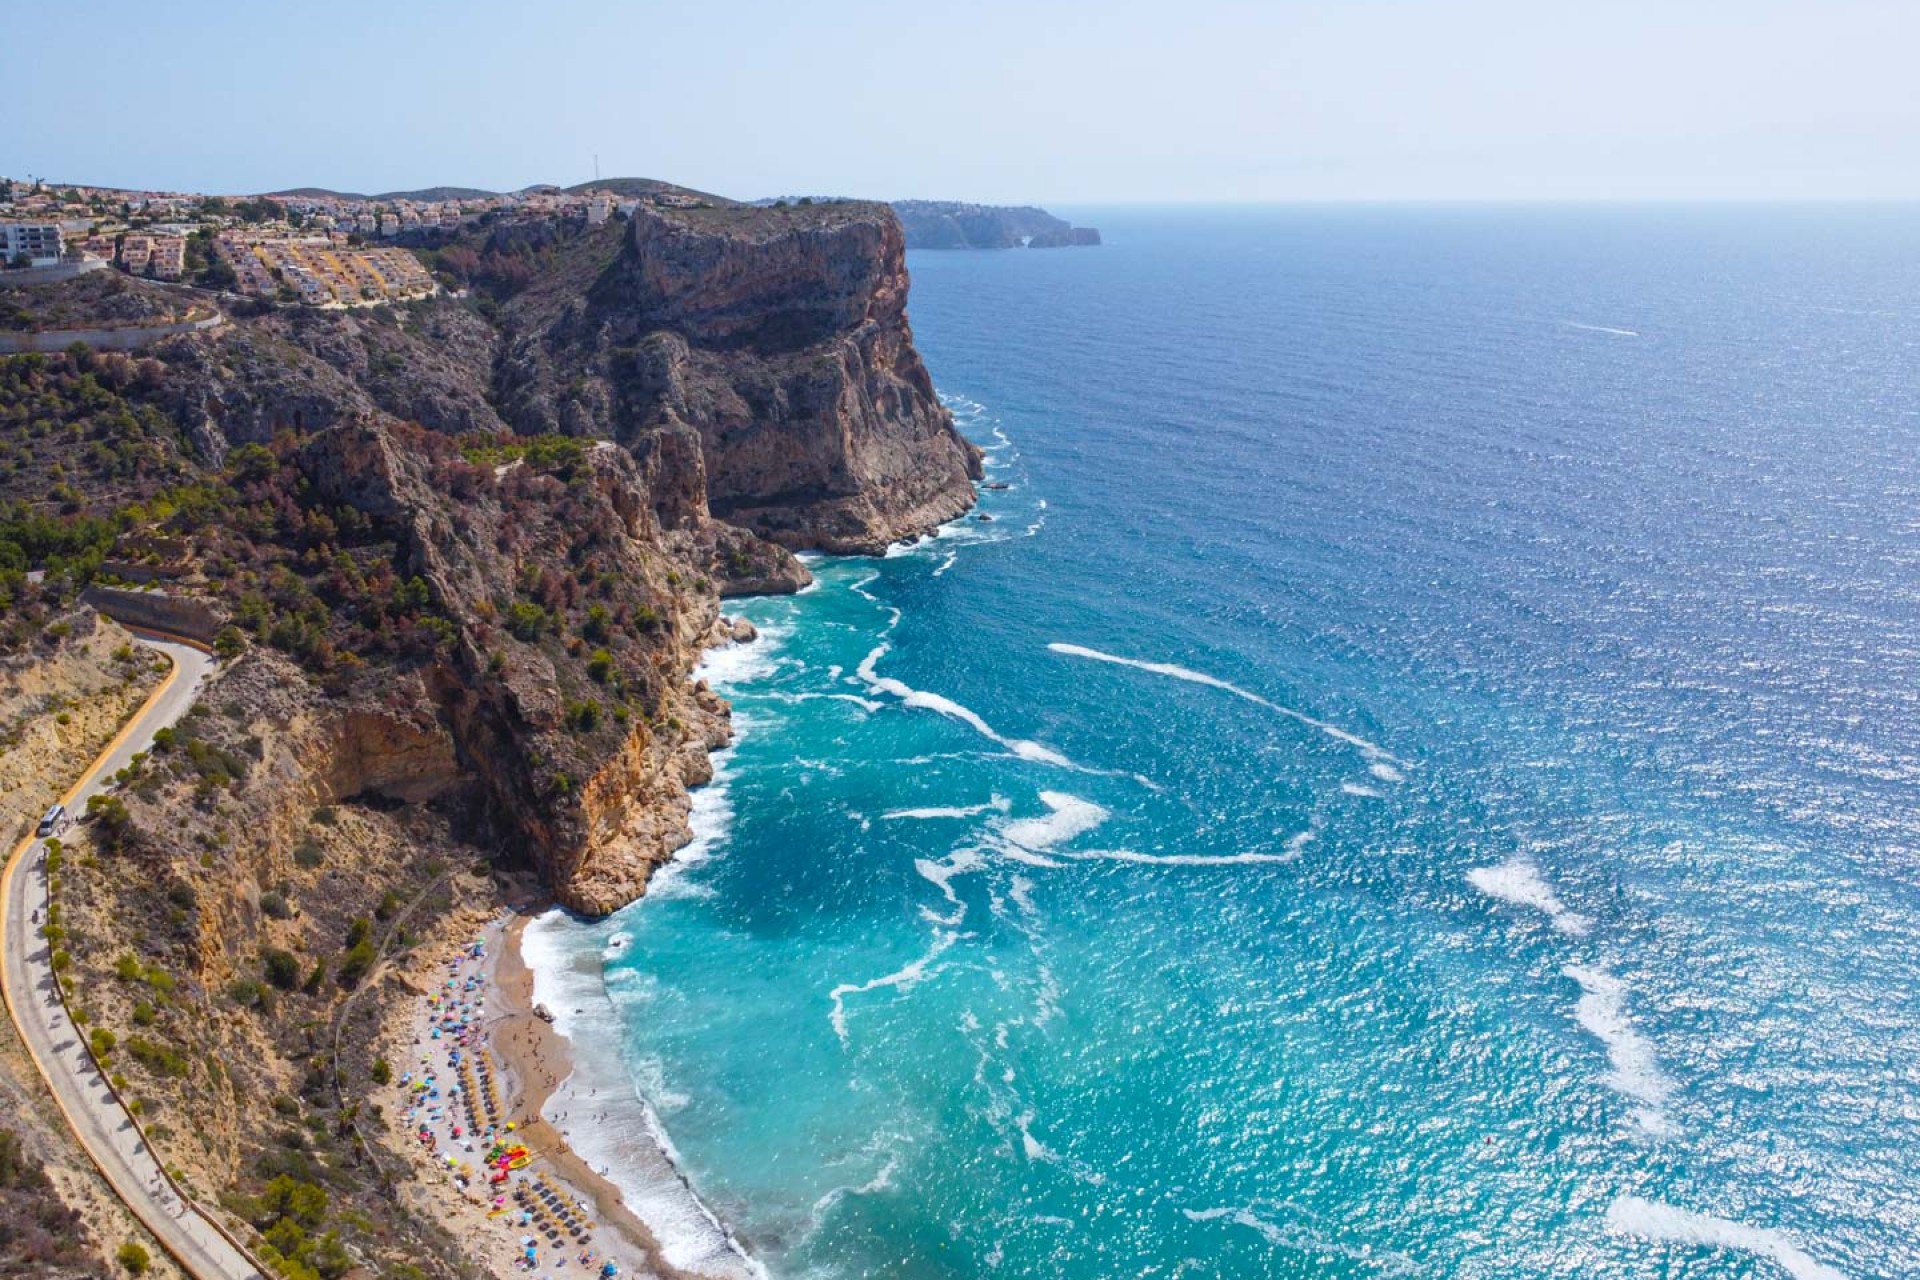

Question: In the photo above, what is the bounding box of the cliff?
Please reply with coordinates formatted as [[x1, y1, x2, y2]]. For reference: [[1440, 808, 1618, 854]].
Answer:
[[5, 192, 976, 917], [892, 199, 1102, 250], [490, 201, 982, 552]]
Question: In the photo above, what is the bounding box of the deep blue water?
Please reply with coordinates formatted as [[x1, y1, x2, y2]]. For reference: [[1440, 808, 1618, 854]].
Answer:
[[529, 207, 1920, 1279]]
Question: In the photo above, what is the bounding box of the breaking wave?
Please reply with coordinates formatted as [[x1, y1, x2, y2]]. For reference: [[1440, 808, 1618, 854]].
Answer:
[[1465, 857, 1591, 936], [1606, 1197, 1846, 1280], [1046, 642, 1408, 774]]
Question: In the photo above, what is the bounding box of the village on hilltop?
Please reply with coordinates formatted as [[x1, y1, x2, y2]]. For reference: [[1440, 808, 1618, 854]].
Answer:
[[0, 177, 654, 308]]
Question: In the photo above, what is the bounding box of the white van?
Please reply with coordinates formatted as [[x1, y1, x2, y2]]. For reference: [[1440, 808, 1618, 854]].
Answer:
[[36, 804, 65, 838]]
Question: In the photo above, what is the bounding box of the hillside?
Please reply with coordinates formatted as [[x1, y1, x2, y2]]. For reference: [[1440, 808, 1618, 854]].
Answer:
[[0, 191, 979, 1277], [892, 199, 1102, 249]]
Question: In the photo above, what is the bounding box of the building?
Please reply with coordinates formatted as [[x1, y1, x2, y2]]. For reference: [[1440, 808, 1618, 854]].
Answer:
[[149, 236, 186, 280], [119, 235, 152, 274], [586, 194, 613, 226], [1, 222, 63, 266]]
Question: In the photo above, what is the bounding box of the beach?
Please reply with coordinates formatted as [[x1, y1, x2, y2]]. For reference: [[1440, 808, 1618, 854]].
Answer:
[[376, 906, 694, 1280]]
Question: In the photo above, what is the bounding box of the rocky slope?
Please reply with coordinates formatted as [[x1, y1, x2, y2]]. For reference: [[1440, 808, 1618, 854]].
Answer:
[[488, 201, 983, 552], [7, 193, 973, 917], [891, 199, 1102, 250], [0, 191, 981, 1275]]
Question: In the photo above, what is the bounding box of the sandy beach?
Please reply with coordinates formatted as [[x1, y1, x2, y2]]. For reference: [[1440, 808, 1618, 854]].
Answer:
[[377, 907, 697, 1280]]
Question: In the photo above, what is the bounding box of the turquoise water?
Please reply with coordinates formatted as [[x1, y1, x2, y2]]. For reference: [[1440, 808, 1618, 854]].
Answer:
[[530, 208, 1920, 1279]]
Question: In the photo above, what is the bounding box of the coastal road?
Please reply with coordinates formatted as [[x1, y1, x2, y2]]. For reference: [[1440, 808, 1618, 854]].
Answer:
[[0, 633, 266, 1280]]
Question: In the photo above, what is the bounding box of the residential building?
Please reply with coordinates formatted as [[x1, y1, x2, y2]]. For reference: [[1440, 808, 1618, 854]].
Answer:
[[1, 222, 63, 266]]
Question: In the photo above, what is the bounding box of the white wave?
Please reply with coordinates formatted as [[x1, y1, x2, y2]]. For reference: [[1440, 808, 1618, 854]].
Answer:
[[914, 847, 988, 926], [884, 797, 1012, 821], [1003, 791, 1109, 850], [1047, 642, 1408, 773], [1018, 1111, 1058, 1163], [1342, 782, 1385, 798], [932, 551, 959, 577], [766, 690, 882, 714], [1564, 965, 1675, 1135], [828, 929, 959, 1046], [808, 1140, 905, 1232], [646, 744, 735, 901], [695, 622, 785, 690], [1183, 1205, 1422, 1275], [859, 647, 1077, 769], [1564, 321, 1640, 337], [1060, 847, 1301, 867], [1286, 829, 1319, 854], [1466, 857, 1591, 936], [1606, 1197, 1846, 1280], [520, 911, 767, 1279]]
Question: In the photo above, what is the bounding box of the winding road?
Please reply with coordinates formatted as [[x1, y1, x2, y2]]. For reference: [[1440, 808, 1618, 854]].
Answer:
[[0, 632, 264, 1280]]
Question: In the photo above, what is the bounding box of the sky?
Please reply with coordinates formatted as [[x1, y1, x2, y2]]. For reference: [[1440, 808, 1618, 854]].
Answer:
[[8, 0, 1920, 203]]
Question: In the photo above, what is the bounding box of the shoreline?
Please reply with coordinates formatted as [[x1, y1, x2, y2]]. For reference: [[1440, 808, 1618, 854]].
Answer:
[[377, 905, 703, 1280]]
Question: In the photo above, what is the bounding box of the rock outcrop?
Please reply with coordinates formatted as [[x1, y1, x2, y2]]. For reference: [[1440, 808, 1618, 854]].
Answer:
[[892, 200, 1102, 250], [8, 187, 973, 915], [492, 202, 982, 552]]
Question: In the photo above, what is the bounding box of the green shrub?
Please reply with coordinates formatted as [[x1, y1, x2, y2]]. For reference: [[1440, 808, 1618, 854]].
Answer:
[[116, 1241, 150, 1274], [345, 917, 371, 949], [262, 948, 301, 990], [260, 890, 292, 920], [125, 1035, 188, 1077], [373, 888, 401, 921], [337, 940, 376, 988], [292, 837, 324, 870], [369, 1058, 391, 1086], [131, 1000, 156, 1027]]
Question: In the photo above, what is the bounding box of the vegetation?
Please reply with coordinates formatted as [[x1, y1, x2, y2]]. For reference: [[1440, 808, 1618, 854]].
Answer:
[[117, 1240, 151, 1274], [0, 1128, 92, 1268]]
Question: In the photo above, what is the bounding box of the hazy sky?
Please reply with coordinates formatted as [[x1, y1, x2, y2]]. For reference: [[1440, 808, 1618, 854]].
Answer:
[[10, 0, 1919, 202]]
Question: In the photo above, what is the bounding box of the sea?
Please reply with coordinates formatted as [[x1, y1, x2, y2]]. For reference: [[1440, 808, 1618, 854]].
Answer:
[[523, 206, 1920, 1280]]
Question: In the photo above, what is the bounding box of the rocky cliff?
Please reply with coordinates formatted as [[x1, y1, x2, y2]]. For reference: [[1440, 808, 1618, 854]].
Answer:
[[490, 202, 982, 552], [6, 192, 976, 914]]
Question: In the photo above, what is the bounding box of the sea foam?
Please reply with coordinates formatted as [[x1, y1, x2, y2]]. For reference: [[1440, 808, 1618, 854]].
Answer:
[[1466, 857, 1591, 936], [828, 929, 961, 1046], [1606, 1197, 1846, 1280], [859, 645, 1078, 768], [1563, 964, 1675, 1136], [1047, 642, 1409, 775], [521, 911, 767, 1279]]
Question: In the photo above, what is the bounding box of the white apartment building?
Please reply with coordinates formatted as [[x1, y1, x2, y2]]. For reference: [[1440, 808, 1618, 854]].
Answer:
[[1, 221, 63, 266]]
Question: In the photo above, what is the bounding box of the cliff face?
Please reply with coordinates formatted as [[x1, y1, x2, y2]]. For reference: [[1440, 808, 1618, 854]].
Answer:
[[493, 203, 982, 553], [10, 192, 976, 915]]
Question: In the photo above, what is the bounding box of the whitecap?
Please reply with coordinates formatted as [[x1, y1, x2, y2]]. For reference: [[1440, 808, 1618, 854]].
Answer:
[[1564, 964, 1675, 1135], [1564, 321, 1641, 337], [858, 648, 1078, 769], [1060, 848, 1300, 867], [1342, 782, 1385, 798], [1002, 791, 1109, 850], [828, 929, 960, 1045], [1047, 642, 1408, 774], [914, 847, 988, 926], [1183, 1205, 1422, 1275], [883, 797, 1012, 821], [1466, 857, 1591, 936], [1606, 1197, 1846, 1280]]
